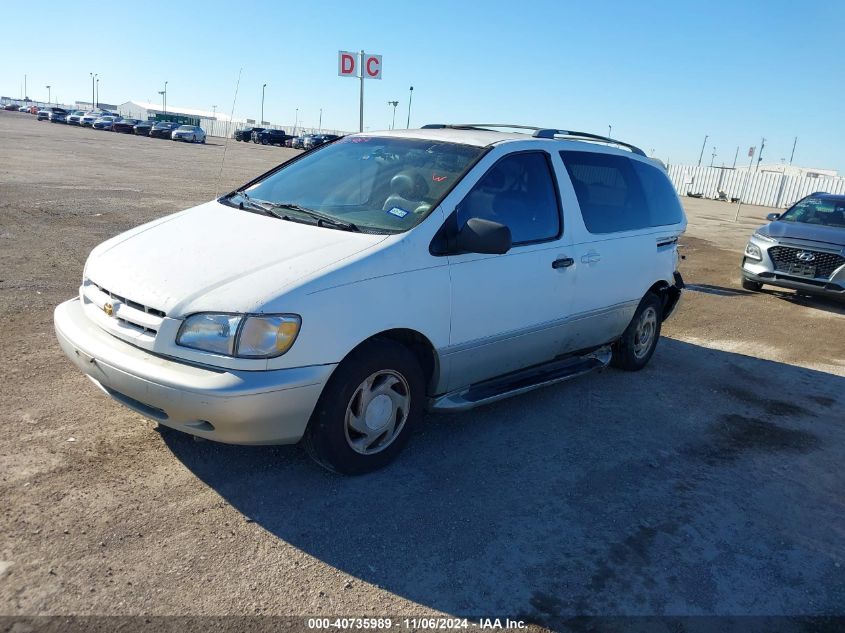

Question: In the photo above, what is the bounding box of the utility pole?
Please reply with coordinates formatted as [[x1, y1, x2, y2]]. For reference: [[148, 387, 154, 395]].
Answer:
[[318, 108, 322, 133], [387, 100, 398, 129], [789, 137, 798, 164], [46, 85, 51, 104], [24, 75, 27, 101], [95, 78, 99, 108], [732, 146, 739, 168], [697, 135, 708, 167], [261, 83, 267, 124], [756, 137, 765, 171], [90, 73, 97, 109], [164, 81, 168, 115], [294, 108, 298, 135], [710, 146, 717, 167], [406, 86, 414, 129], [734, 146, 756, 222], [212, 105, 217, 117], [358, 50, 365, 133]]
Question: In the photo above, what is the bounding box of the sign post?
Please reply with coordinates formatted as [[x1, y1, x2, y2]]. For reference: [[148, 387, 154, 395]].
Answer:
[[338, 50, 382, 132]]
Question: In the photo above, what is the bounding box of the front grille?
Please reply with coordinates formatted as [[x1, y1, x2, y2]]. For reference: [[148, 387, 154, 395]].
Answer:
[[768, 246, 845, 279], [83, 280, 166, 338]]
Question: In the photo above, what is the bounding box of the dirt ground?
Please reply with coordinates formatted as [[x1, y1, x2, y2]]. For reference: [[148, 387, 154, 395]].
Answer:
[[1, 112, 843, 626]]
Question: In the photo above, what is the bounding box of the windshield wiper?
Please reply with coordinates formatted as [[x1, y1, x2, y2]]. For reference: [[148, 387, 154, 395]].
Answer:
[[267, 202, 360, 232], [232, 190, 288, 220]]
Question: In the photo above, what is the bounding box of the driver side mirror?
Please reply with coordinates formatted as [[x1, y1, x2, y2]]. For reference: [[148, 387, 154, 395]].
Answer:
[[455, 217, 512, 255], [766, 212, 781, 221]]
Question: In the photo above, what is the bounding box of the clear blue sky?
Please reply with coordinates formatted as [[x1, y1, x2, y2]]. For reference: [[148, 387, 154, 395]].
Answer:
[[4, 0, 844, 171]]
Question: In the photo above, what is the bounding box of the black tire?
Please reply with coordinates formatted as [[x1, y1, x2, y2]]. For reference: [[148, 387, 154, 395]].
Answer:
[[742, 277, 763, 291], [611, 293, 663, 371], [303, 339, 425, 475], [261, 138, 268, 145]]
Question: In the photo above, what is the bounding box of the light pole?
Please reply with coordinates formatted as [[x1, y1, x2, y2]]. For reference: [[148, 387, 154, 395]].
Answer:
[[90, 73, 97, 109], [95, 78, 99, 108], [158, 91, 165, 117], [294, 108, 298, 135], [46, 85, 51, 104], [756, 137, 766, 171], [261, 83, 267, 124], [406, 86, 413, 129], [608, 124, 612, 138], [212, 105, 217, 118], [318, 108, 322, 133], [697, 134, 708, 167], [388, 100, 398, 129], [164, 81, 168, 115], [710, 147, 717, 167]]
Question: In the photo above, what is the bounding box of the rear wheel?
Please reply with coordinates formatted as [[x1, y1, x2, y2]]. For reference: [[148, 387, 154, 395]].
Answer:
[[303, 339, 424, 475], [742, 278, 763, 291], [611, 293, 662, 371]]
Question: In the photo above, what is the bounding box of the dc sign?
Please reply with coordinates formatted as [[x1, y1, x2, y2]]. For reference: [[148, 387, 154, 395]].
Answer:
[[338, 50, 382, 132]]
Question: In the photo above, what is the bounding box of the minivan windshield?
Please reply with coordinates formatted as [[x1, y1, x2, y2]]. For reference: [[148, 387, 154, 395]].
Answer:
[[780, 196, 845, 228], [234, 136, 484, 233]]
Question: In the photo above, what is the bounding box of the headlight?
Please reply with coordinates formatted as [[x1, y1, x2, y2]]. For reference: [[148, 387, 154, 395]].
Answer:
[[744, 242, 762, 261], [176, 313, 300, 358]]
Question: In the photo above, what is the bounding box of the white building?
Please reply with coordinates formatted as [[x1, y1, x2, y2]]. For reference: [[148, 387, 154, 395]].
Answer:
[[117, 100, 233, 122], [741, 163, 839, 179]]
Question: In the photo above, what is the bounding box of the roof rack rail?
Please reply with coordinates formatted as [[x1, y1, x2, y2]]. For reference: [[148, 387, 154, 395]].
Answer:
[[421, 124, 646, 156], [532, 129, 646, 156]]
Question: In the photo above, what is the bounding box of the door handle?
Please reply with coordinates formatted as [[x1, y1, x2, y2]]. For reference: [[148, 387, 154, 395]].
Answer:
[[580, 252, 601, 264], [552, 257, 575, 269]]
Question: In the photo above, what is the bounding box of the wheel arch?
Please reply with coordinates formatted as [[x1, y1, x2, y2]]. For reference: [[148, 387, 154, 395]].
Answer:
[[344, 328, 440, 395], [647, 277, 682, 321]]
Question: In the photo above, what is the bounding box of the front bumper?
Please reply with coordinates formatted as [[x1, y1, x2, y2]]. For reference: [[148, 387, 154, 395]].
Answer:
[[741, 235, 845, 298], [54, 298, 335, 444]]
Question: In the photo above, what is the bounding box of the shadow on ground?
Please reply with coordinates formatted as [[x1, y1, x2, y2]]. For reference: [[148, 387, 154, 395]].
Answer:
[[161, 339, 845, 620]]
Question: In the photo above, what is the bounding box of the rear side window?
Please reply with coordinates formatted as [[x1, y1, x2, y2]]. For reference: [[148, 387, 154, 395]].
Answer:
[[560, 151, 682, 233], [457, 152, 561, 245]]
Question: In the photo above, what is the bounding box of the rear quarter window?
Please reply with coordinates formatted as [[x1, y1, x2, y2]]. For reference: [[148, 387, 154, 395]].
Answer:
[[560, 151, 683, 233]]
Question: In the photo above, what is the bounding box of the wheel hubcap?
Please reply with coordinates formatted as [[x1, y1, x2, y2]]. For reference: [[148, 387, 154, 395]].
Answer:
[[633, 306, 658, 360], [344, 370, 410, 455]]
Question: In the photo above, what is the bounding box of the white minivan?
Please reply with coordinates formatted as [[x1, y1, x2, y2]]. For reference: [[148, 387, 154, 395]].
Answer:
[[54, 125, 686, 473]]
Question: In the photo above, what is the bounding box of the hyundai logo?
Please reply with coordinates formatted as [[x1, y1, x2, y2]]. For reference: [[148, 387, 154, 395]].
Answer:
[[796, 251, 816, 262]]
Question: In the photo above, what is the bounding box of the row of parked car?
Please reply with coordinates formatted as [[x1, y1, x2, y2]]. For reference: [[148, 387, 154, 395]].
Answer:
[[12, 104, 208, 143], [233, 126, 339, 149]]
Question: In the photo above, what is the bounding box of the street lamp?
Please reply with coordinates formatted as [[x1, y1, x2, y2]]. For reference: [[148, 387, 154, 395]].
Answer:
[[261, 83, 267, 124], [294, 107, 298, 135], [158, 90, 165, 116], [318, 108, 322, 133], [406, 86, 414, 129], [164, 81, 168, 115], [608, 124, 612, 138], [697, 135, 708, 167], [710, 147, 717, 167], [89, 73, 97, 109], [387, 100, 398, 129], [212, 105, 217, 117], [46, 85, 51, 104], [95, 78, 99, 108]]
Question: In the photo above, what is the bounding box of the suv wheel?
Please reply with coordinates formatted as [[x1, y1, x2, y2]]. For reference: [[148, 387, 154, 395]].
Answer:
[[741, 278, 763, 291], [303, 340, 424, 475], [261, 138, 268, 145], [611, 293, 662, 371]]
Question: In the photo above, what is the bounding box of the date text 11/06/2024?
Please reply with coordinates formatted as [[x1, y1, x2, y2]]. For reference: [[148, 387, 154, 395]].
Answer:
[[306, 617, 527, 630]]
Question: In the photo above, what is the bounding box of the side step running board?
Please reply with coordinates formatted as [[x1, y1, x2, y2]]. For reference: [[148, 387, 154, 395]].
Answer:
[[429, 346, 612, 412]]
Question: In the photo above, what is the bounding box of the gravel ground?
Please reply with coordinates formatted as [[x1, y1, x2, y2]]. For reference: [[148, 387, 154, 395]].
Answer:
[[1, 112, 843, 627]]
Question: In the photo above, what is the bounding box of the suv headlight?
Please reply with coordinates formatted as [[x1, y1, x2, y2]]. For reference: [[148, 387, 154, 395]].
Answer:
[[744, 242, 762, 261], [176, 313, 301, 358]]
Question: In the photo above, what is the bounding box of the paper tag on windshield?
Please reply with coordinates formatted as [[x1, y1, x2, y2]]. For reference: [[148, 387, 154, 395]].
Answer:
[[387, 207, 409, 218]]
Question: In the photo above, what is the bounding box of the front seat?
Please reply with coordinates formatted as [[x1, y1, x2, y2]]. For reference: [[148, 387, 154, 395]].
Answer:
[[383, 170, 428, 214]]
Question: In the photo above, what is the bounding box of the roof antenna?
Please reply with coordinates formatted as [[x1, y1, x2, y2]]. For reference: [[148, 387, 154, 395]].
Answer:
[[215, 67, 243, 199]]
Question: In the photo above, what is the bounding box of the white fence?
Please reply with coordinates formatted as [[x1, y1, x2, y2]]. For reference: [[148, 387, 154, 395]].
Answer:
[[666, 164, 845, 209]]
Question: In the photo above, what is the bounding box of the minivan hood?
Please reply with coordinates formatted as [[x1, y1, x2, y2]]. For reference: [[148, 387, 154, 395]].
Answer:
[[84, 201, 387, 316], [759, 220, 845, 248]]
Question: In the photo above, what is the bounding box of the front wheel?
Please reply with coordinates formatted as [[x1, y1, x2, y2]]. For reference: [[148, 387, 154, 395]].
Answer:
[[611, 293, 662, 371], [303, 340, 424, 475]]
